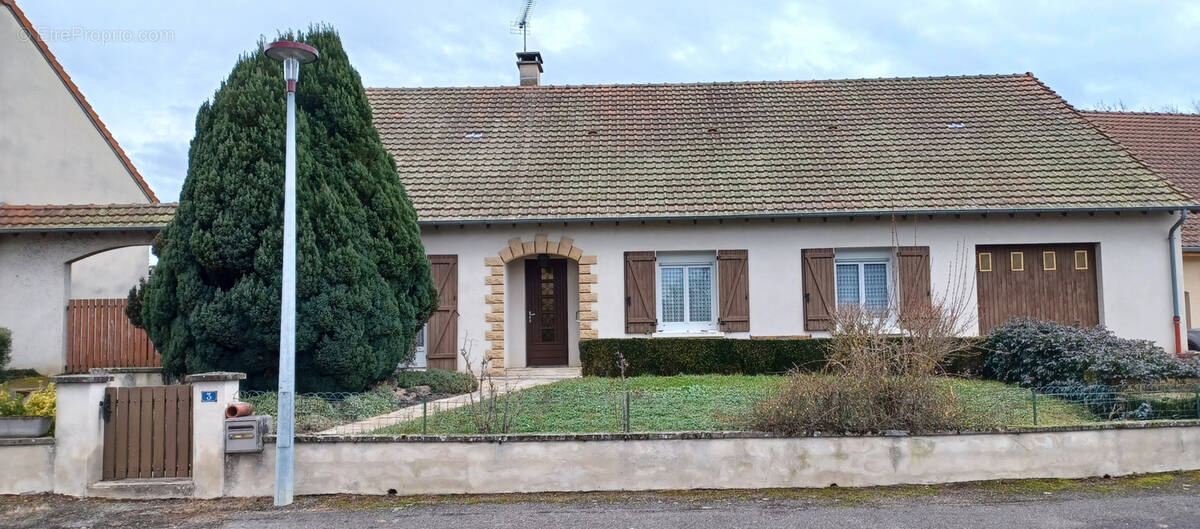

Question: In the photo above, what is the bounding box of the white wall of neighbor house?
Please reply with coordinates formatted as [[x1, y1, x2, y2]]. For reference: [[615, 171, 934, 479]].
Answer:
[[69, 247, 151, 299], [0, 5, 151, 205], [0, 4, 154, 303], [0, 232, 157, 374], [420, 212, 1180, 369], [1182, 255, 1200, 330]]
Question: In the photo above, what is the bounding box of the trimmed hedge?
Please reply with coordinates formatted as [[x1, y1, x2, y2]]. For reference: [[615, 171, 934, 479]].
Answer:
[[392, 368, 478, 394], [581, 338, 984, 377]]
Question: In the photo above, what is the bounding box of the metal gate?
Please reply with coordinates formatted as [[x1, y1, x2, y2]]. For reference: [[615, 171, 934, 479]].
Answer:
[[101, 386, 193, 480]]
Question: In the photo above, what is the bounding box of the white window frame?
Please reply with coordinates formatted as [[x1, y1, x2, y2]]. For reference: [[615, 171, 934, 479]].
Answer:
[[833, 250, 892, 312], [402, 324, 428, 369], [656, 252, 719, 333]]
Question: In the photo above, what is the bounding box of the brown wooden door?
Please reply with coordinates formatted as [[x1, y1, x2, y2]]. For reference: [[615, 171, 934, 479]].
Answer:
[[426, 255, 458, 370], [976, 243, 1099, 333], [102, 385, 192, 480], [526, 259, 568, 366]]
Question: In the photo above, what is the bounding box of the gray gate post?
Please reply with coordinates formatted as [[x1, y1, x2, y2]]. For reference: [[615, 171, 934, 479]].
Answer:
[[50, 373, 113, 496], [185, 372, 246, 499]]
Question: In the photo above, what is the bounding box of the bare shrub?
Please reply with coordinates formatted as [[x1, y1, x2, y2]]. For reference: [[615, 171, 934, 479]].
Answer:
[[458, 339, 524, 434], [752, 237, 975, 435], [751, 372, 961, 435]]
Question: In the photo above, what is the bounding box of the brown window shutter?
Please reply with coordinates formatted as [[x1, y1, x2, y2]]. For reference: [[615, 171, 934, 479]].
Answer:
[[802, 248, 835, 331], [896, 246, 932, 319], [426, 255, 458, 370], [624, 251, 657, 334], [717, 250, 750, 332]]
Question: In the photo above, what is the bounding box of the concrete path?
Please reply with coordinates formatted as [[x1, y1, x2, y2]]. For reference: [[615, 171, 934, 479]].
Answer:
[[321, 367, 581, 434]]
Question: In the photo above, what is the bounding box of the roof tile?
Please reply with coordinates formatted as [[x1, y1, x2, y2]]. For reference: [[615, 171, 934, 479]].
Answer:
[[367, 74, 1193, 222], [0, 203, 177, 232], [1081, 111, 1200, 246]]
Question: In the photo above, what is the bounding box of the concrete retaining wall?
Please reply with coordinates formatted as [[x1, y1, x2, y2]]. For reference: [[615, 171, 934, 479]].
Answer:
[[0, 438, 55, 494], [223, 423, 1200, 497]]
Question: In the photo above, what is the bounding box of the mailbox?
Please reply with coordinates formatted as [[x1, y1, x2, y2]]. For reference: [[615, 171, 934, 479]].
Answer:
[[225, 415, 272, 453]]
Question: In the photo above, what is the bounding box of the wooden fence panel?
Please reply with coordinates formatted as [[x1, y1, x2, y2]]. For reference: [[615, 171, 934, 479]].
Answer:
[[66, 298, 161, 373]]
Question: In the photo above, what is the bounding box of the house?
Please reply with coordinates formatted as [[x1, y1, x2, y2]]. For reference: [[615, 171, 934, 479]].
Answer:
[[370, 53, 1196, 372], [0, 0, 166, 374], [1079, 111, 1200, 333]]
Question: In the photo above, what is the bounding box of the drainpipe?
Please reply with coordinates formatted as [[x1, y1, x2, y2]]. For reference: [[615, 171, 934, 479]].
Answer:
[[1169, 210, 1187, 355]]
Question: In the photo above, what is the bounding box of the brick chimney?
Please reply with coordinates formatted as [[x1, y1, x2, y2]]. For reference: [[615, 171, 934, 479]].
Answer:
[[516, 51, 543, 86]]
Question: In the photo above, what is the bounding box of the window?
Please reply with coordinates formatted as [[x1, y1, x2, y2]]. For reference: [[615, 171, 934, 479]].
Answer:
[[657, 252, 717, 332], [400, 324, 427, 368], [978, 252, 993, 272], [1042, 251, 1057, 271], [1010, 251, 1025, 272], [1074, 250, 1089, 270], [834, 252, 890, 311]]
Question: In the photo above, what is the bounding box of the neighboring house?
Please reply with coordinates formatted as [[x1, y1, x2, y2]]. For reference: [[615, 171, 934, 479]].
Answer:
[[0, 0, 165, 373], [1080, 111, 1200, 331], [371, 56, 1195, 371]]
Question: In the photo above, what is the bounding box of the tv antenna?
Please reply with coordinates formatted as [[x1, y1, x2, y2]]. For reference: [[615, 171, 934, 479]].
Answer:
[[510, 0, 535, 52]]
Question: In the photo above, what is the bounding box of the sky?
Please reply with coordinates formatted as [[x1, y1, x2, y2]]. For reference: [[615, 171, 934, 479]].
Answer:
[[17, 0, 1200, 202]]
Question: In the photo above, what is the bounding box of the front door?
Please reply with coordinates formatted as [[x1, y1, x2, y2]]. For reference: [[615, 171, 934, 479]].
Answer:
[[525, 258, 569, 366]]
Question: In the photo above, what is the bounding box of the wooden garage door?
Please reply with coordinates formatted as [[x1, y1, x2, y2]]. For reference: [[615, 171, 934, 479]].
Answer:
[[976, 244, 1098, 333]]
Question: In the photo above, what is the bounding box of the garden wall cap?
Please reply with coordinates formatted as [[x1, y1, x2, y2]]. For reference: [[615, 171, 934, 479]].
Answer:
[[0, 437, 55, 447], [253, 420, 1200, 445], [49, 374, 113, 384], [183, 372, 247, 382]]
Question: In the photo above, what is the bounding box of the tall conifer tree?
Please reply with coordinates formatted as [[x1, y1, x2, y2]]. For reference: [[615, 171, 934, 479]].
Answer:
[[142, 28, 436, 391]]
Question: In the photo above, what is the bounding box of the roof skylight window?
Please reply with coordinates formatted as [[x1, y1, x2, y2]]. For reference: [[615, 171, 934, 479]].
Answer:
[[464, 131, 485, 139], [946, 122, 966, 129]]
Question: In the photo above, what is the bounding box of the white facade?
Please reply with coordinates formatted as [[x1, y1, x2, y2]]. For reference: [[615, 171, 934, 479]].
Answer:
[[421, 212, 1182, 370], [0, 3, 153, 301]]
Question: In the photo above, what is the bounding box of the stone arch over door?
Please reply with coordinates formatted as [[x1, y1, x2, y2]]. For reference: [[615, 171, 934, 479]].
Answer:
[[484, 235, 597, 373]]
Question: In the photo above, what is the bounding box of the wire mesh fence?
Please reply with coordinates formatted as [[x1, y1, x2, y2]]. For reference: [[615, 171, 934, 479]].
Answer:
[[236, 381, 1200, 436], [1028, 384, 1200, 424]]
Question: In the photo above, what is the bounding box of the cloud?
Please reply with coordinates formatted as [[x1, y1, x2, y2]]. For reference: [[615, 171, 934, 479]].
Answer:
[[723, 2, 896, 78], [531, 9, 591, 54], [668, 43, 700, 65]]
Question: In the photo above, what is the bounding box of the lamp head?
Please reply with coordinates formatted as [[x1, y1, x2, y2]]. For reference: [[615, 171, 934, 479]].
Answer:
[[265, 40, 318, 87], [264, 40, 320, 64]]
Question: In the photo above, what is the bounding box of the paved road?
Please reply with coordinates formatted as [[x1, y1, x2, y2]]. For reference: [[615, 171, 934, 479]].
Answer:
[[222, 494, 1199, 529], [2, 475, 1197, 529]]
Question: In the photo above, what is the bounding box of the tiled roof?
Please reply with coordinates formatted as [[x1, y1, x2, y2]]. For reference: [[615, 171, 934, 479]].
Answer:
[[0, 203, 177, 232], [1081, 111, 1200, 247], [2, 0, 159, 202], [367, 73, 1193, 222]]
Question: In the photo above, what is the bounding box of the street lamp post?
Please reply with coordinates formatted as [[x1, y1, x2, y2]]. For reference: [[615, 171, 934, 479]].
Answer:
[[264, 39, 318, 508]]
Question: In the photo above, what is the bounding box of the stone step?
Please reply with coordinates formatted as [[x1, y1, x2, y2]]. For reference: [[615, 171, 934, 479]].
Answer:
[[501, 367, 582, 379], [88, 477, 194, 499]]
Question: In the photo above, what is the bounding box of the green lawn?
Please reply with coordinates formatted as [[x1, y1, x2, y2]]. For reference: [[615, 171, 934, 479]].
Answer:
[[948, 378, 1094, 428], [371, 375, 1094, 435]]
